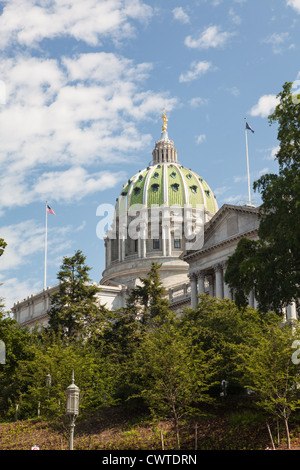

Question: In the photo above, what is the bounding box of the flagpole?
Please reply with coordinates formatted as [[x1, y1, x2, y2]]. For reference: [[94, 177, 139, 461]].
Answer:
[[44, 201, 47, 290], [244, 118, 252, 206]]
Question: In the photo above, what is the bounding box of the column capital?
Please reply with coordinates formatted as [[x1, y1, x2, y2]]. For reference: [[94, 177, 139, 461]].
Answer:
[[188, 271, 198, 281], [213, 262, 225, 273], [196, 269, 206, 279]]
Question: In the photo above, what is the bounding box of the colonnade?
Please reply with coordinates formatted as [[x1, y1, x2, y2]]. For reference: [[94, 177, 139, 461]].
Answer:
[[189, 262, 232, 309], [188, 261, 298, 321]]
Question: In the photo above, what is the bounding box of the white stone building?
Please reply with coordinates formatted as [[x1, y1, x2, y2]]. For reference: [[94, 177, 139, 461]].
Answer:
[[11, 114, 298, 328]]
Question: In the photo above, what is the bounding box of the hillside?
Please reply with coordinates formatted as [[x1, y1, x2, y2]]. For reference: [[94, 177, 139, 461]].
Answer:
[[0, 398, 299, 451]]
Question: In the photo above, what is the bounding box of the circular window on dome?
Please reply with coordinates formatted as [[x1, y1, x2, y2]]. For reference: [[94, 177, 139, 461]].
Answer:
[[151, 183, 159, 192], [153, 172, 159, 179], [186, 173, 192, 180], [121, 191, 128, 196], [205, 189, 210, 197], [171, 183, 180, 192], [170, 171, 177, 179], [190, 185, 198, 194], [134, 187, 141, 195], [138, 175, 143, 181]]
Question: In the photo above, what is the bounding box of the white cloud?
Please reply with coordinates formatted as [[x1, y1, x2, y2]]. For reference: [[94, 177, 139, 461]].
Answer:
[[184, 25, 234, 50], [229, 8, 242, 24], [264, 146, 280, 160], [287, 0, 300, 13], [249, 94, 280, 118], [263, 32, 290, 54], [0, 275, 42, 311], [0, 53, 178, 209], [213, 186, 232, 196], [258, 167, 269, 177], [0, 220, 71, 272], [33, 167, 127, 202], [172, 7, 190, 23], [223, 194, 244, 204], [0, 218, 76, 307], [196, 134, 206, 144], [189, 97, 210, 108], [0, 0, 153, 49], [179, 61, 212, 83]]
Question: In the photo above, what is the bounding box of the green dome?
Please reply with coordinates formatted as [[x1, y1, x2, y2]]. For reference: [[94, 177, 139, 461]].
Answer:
[[116, 162, 218, 216]]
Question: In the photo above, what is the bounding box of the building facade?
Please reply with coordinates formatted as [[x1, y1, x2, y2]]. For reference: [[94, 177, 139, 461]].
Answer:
[[11, 113, 298, 328]]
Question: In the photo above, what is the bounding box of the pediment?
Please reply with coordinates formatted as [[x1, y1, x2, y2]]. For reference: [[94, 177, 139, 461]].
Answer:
[[201, 204, 259, 250]]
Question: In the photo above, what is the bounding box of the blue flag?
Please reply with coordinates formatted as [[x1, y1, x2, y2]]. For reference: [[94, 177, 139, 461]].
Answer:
[[246, 121, 254, 133]]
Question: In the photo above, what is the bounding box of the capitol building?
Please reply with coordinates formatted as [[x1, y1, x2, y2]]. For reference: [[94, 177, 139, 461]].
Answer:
[[12, 113, 298, 328]]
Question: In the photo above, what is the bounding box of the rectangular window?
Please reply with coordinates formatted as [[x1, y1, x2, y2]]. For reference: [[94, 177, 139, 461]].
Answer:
[[153, 239, 160, 249], [174, 239, 181, 249]]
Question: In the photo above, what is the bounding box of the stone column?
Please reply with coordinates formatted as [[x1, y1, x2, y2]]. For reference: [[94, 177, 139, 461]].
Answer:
[[207, 274, 214, 297], [248, 290, 255, 308], [162, 224, 170, 257], [189, 274, 198, 309], [197, 271, 205, 295], [214, 264, 224, 299], [287, 301, 297, 321], [222, 262, 231, 299], [140, 221, 147, 258], [119, 237, 125, 262], [223, 282, 231, 300], [106, 238, 112, 268]]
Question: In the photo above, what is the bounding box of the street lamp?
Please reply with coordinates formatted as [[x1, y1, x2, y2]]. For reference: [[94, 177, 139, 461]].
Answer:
[[46, 373, 51, 387], [66, 370, 80, 450]]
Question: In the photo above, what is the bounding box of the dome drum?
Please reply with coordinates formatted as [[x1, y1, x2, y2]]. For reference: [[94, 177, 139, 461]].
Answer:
[[101, 116, 218, 288]]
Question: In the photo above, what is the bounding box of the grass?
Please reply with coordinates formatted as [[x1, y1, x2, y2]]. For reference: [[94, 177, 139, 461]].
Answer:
[[0, 397, 299, 451]]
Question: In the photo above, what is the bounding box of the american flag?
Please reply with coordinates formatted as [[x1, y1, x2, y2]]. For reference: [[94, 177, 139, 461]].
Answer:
[[47, 204, 56, 215]]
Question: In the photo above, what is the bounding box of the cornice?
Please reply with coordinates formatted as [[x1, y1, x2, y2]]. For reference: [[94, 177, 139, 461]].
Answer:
[[183, 227, 258, 262], [204, 203, 259, 239]]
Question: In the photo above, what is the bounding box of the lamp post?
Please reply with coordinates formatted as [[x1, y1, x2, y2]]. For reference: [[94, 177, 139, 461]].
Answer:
[[46, 373, 51, 398], [66, 370, 80, 450]]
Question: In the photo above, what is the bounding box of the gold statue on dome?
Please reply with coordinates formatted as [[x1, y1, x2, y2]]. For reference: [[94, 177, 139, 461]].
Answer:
[[161, 109, 168, 131]]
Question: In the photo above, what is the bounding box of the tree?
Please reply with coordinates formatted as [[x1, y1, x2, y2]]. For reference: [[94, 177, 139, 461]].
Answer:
[[47, 250, 107, 340], [224, 82, 300, 314], [132, 315, 218, 449], [180, 294, 279, 391], [234, 321, 300, 449], [103, 263, 172, 360], [0, 238, 6, 258], [0, 237, 7, 311], [5, 330, 118, 420], [126, 262, 171, 329], [0, 311, 35, 419], [100, 263, 173, 401]]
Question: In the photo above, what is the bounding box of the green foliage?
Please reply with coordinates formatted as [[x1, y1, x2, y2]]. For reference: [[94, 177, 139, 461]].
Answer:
[[1, 329, 119, 421], [225, 81, 300, 313], [0, 311, 35, 416], [126, 262, 172, 328], [47, 249, 108, 340], [233, 320, 300, 447], [179, 295, 279, 383], [0, 238, 6, 258], [101, 262, 174, 401], [132, 316, 217, 419], [1, 258, 300, 450]]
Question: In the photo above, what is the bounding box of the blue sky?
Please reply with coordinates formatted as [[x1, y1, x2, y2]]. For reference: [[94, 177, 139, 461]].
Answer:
[[0, 0, 299, 311]]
